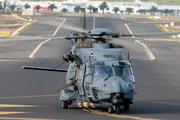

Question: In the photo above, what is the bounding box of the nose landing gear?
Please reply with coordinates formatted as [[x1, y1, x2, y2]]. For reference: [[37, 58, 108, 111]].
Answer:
[[108, 106, 120, 114]]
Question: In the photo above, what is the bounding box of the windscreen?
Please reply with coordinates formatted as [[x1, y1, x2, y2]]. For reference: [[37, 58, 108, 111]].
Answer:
[[93, 66, 113, 82], [114, 66, 133, 82]]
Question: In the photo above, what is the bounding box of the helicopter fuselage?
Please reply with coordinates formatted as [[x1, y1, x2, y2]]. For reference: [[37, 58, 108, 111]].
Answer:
[[60, 41, 136, 107]]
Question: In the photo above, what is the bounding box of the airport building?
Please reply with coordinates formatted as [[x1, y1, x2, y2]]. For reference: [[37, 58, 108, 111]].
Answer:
[[0, 0, 180, 15]]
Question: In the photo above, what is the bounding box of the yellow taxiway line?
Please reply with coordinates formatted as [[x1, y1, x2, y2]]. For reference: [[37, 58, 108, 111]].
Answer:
[[79, 102, 160, 120], [0, 111, 29, 115], [0, 117, 66, 120], [0, 104, 38, 108]]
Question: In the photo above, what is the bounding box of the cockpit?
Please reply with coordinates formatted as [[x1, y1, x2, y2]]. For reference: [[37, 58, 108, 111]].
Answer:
[[93, 66, 113, 82], [93, 65, 134, 82], [114, 66, 133, 82]]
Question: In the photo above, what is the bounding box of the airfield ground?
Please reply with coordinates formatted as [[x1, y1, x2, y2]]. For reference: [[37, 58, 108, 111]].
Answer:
[[0, 15, 180, 120]]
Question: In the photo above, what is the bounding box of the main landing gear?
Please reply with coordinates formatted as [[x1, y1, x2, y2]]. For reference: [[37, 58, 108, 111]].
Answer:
[[62, 101, 68, 109], [62, 101, 72, 109]]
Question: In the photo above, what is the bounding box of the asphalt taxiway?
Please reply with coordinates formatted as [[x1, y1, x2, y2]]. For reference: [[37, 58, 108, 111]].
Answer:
[[0, 16, 180, 120]]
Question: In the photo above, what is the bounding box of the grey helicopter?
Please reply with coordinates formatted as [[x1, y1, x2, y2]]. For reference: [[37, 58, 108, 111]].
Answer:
[[21, 30, 180, 114], [22, 28, 136, 114], [1, 13, 180, 114]]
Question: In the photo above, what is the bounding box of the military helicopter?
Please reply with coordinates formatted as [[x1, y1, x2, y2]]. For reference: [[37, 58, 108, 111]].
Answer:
[[22, 28, 136, 114], [1, 13, 180, 114]]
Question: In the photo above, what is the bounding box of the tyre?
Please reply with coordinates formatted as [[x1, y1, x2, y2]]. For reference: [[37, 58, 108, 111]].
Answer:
[[108, 106, 114, 114], [116, 106, 120, 114], [62, 101, 68, 109], [124, 104, 129, 110]]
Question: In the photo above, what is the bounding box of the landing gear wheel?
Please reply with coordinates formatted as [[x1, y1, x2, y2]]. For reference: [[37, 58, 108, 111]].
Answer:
[[62, 101, 68, 109], [108, 106, 114, 114], [116, 106, 120, 114], [124, 104, 129, 110]]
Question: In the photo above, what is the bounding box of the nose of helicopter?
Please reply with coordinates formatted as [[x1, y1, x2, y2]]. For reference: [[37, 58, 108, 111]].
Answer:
[[108, 77, 135, 106], [109, 77, 134, 93]]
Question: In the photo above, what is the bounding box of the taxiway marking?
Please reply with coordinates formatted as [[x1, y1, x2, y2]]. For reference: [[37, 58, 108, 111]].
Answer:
[[0, 104, 38, 108], [80, 102, 160, 120], [125, 23, 135, 38], [0, 117, 66, 120], [0, 94, 59, 99], [0, 111, 29, 115], [29, 18, 66, 58], [135, 40, 155, 60]]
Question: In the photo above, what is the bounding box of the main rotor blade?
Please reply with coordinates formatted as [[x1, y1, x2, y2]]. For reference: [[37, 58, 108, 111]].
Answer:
[[40, 19, 89, 33], [0, 36, 65, 41], [108, 38, 144, 52], [61, 23, 89, 33], [40, 20, 62, 27], [122, 32, 180, 37]]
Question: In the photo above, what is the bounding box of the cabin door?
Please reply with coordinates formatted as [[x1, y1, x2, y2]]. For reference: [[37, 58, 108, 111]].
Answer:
[[77, 65, 86, 96]]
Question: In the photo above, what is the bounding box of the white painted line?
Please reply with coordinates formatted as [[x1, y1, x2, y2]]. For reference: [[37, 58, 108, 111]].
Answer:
[[29, 18, 66, 58], [29, 39, 51, 58], [11, 23, 31, 36], [135, 40, 155, 60], [125, 23, 135, 38]]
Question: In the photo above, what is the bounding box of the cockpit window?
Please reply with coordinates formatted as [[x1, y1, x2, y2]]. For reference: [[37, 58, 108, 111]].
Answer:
[[93, 66, 113, 82], [114, 66, 133, 82]]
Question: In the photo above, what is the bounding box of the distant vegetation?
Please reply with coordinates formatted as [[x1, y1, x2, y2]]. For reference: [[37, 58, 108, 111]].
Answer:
[[21, 0, 67, 1], [89, 0, 180, 5], [19, 0, 180, 5]]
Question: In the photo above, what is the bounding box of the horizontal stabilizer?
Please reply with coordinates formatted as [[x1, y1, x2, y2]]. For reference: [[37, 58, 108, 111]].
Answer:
[[22, 66, 67, 72]]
